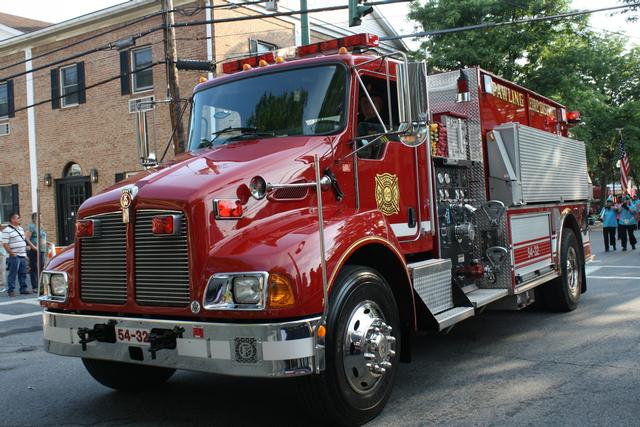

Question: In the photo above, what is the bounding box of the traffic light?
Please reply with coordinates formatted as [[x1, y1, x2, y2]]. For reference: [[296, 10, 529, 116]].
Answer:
[[349, 0, 373, 27]]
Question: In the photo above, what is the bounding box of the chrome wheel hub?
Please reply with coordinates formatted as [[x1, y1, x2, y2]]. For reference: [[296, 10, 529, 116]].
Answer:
[[567, 246, 580, 298], [343, 301, 396, 394]]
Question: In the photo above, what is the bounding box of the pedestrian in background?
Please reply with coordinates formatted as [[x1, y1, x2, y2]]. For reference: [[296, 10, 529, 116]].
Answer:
[[633, 193, 640, 230], [1, 213, 37, 297], [0, 223, 6, 293], [26, 212, 48, 293], [600, 197, 618, 252], [619, 195, 637, 251], [614, 196, 623, 245]]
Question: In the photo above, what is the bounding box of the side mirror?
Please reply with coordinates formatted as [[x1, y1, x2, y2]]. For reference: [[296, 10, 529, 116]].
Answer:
[[396, 61, 429, 147]]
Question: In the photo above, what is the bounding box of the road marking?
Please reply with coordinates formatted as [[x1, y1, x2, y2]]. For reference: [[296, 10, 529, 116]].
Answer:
[[0, 297, 39, 306], [0, 311, 42, 322], [587, 276, 640, 280], [593, 265, 640, 269], [585, 266, 601, 276]]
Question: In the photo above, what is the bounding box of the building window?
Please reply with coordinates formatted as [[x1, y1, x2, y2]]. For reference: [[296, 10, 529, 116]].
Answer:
[[0, 80, 14, 118], [249, 39, 277, 54], [0, 184, 19, 223], [131, 46, 153, 93], [51, 63, 85, 110], [0, 83, 8, 117], [60, 65, 79, 107]]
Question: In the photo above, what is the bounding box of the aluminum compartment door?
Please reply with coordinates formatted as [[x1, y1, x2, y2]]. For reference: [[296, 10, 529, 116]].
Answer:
[[510, 212, 553, 281]]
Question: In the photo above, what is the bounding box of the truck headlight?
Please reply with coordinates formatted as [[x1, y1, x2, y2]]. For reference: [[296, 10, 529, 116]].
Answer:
[[233, 276, 264, 304], [203, 272, 268, 310], [39, 271, 68, 302], [50, 274, 68, 296]]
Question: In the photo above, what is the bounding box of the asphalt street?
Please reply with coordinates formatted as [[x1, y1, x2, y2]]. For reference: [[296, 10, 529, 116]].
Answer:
[[1, 227, 639, 426]]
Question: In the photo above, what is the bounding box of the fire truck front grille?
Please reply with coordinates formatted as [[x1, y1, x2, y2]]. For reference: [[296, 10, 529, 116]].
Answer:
[[79, 212, 127, 305], [134, 210, 190, 307]]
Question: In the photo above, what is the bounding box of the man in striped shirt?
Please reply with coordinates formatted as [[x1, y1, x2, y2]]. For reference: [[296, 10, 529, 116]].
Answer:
[[1, 213, 36, 297]]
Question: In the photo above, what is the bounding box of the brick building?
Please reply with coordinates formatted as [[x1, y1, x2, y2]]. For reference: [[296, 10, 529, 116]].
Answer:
[[0, 0, 405, 246]]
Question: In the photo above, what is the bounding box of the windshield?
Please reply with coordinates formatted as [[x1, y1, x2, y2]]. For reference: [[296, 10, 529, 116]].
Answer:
[[188, 65, 347, 150]]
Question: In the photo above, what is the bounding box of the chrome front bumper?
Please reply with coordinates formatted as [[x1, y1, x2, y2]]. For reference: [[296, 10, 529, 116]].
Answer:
[[43, 311, 321, 378]]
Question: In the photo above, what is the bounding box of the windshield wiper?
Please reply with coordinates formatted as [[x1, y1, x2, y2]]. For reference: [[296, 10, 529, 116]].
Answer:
[[197, 127, 275, 149], [197, 127, 257, 149]]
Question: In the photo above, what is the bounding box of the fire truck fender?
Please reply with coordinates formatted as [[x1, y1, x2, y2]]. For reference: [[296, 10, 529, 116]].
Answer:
[[327, 236, 415, 363], [557, 211, 587, 293]]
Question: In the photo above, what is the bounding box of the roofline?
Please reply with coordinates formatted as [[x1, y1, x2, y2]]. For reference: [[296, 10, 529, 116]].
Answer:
[[371, 7, 408, 52], [0, 22, 24, 37]]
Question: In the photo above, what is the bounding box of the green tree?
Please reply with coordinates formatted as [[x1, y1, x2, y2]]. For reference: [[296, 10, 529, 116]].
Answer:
[[409, 0, 581, 81], [409, 0, 640, 199], [524, 31, 640, 199]]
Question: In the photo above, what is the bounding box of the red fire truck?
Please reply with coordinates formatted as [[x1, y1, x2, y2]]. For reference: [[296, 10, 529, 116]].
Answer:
[[40, 34, 590, 426]]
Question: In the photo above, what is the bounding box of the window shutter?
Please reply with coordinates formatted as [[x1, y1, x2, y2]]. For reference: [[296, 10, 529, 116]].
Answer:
[[77, 62, 86, 104], [50, 69, 60, 109], [10, 184, 19, 215], [120, 51, 130, 95], [7, 80, 15, 118]]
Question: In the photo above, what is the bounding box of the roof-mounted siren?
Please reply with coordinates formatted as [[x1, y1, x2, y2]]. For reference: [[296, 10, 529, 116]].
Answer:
[[396, 60, 429, 147], [456, 69, 470, 103]]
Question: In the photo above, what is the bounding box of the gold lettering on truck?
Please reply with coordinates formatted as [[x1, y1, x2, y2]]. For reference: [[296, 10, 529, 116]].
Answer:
[[491, 81, 524, 107]]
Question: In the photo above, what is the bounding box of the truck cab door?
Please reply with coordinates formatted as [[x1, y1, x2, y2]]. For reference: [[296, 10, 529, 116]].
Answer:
[[353, 74, 423, 243]]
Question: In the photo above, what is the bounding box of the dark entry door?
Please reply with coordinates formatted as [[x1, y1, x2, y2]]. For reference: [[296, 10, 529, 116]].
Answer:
[[56, 176, 91, 246]]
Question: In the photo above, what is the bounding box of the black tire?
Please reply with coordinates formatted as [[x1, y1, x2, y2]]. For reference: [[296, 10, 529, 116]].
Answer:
[[540, 229, 583, 311], [298, 265, 401, 426], [82, 358, 175, 391]]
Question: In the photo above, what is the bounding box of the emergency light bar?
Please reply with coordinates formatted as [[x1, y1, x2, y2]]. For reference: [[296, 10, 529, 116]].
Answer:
[[296, 33, 379, 57], [222, 52, 275, 74], [220, 33, 380, 74]]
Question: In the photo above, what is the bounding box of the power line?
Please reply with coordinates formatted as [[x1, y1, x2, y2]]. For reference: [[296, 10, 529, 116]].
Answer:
[[170, 0, 410, 28], [12, 61, 165, 114], [0, 10, 164, 73], [0, 27, 161, 82], [381, 2, 640, 41], [0, 0, 274, 74]]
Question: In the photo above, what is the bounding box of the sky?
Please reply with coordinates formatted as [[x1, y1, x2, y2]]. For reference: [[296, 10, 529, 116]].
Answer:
[[0, 0, 638, 49]]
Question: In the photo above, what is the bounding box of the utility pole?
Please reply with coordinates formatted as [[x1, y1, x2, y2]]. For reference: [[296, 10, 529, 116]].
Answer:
[[162, 0, 186, 154], [300, 0, 309, 45]]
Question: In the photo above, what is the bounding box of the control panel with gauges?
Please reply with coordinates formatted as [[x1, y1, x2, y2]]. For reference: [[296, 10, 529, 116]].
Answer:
[[434, 160, 478, 273]]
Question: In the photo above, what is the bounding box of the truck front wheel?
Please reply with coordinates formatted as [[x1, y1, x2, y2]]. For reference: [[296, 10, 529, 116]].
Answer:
[[82, 358, 175, 391], [299, 266, 401, 426]]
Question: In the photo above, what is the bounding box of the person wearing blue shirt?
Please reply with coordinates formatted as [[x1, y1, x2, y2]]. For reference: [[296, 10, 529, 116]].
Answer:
[[600, 198, 618, 252], [619, 195, 637, 251]]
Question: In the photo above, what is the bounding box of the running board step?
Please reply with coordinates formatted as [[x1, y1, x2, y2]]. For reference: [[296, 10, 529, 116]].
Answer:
[[434, 306, 475, 330], [466, 288, 509, 308]]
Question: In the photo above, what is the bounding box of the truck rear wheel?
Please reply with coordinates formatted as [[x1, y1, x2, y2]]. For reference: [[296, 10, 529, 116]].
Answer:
[[298, 266, 400, 426], [82, 358, 175, 391], [540, 228, 583, 311]]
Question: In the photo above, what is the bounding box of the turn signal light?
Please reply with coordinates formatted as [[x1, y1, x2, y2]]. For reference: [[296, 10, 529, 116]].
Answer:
[[214, 199, 243, 219], [76, 220, 95, 239], [152, 215, 177, 235], [268, 273, 295, 308]]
